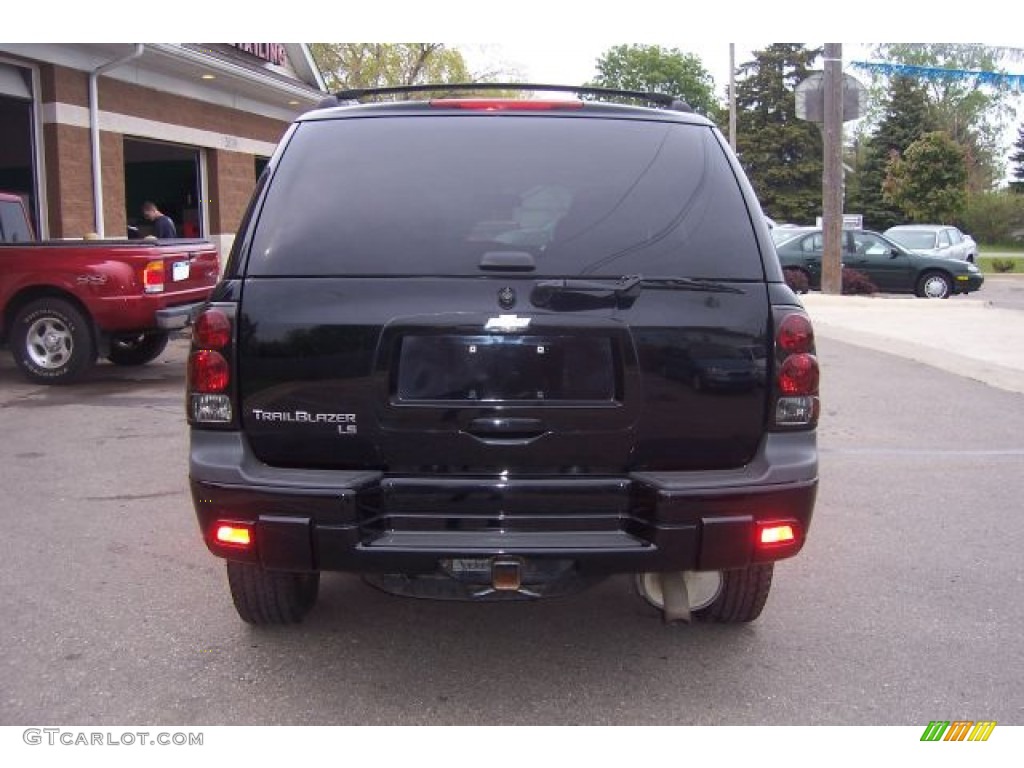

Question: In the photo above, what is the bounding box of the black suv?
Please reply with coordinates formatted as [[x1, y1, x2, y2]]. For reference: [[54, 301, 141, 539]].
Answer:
[[188, 84, 820, 626]]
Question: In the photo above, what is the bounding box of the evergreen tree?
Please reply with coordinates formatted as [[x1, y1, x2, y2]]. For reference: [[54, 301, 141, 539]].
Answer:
[[850, 75, 935, 230], [734, 44, 823, 223], [870, 44, 1017, 192], [1011, 123, 1024, 193]]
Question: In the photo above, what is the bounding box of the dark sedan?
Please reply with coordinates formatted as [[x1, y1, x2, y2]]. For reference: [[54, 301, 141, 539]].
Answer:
[[772, 228, 984, 298]]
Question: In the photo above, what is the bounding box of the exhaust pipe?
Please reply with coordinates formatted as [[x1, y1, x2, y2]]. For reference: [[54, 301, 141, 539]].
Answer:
[[658, 571, 692, 623]]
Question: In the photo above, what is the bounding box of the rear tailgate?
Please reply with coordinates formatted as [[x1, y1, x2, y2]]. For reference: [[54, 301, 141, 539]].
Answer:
[[146, 241, 220, 297], [237, 276, 769, 474], [236, 111, 771, 475]]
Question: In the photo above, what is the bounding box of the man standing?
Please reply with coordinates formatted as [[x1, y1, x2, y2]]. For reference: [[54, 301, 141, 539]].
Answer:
[[142, 201, 177, 238]]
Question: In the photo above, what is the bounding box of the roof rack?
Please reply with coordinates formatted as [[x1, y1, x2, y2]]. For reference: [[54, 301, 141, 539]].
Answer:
[[316, 82, 693, 112]]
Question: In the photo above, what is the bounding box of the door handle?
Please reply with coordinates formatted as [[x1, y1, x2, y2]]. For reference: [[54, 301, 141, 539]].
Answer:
[[466, 418, 547, 441]]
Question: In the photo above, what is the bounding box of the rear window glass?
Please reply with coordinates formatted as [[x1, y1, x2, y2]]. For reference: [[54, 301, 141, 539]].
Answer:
[[247, 115, 763, 279], [0, 199, 33, 243]]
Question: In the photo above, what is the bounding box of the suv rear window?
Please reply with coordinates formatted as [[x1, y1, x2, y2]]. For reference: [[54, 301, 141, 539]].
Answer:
[[247, 115, 763, 279]]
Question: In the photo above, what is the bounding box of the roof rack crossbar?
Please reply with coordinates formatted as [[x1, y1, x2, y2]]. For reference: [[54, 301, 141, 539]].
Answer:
[[329, 82, 683, 109]]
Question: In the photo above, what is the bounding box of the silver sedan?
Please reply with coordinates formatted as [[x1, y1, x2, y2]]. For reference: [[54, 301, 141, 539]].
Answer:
[[884, 224, 978, 263]]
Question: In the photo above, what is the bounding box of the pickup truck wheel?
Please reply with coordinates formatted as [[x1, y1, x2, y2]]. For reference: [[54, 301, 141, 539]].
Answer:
[[226, 561, 320, 626], [107, 332, 170, 366], [11, 298, 96, 384]]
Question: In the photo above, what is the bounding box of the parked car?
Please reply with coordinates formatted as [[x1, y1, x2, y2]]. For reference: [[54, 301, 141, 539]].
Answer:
[[187, 83, 820, 627], [771, 226, 816, 247], [0, 192, 220, 383], [774, 227, 983, 298], [883, 224, 978, 263]]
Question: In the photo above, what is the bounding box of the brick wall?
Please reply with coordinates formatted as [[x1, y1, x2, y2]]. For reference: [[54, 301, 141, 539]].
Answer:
[[208, 149, 256, 236], [100, 131, 125, 236], [43, 123, 94, 238], [39, 63, 88, 106], [100, 77, 287, 145], [38, 63, 291, 239], [41, 63, 288, 143]]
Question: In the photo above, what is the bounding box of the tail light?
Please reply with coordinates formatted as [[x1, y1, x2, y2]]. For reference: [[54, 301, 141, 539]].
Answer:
[[772, 309, 819, 428], [429, 99, 584, 111], [143, 260, 165, 293], [188, 305, 235, 425]]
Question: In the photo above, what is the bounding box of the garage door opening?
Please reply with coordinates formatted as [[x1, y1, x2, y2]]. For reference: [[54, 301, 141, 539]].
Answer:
[[124, 138, 202, 238], [0, 63, 39, 236]]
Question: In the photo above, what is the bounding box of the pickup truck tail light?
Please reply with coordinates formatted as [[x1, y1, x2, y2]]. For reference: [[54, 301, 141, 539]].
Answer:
[[143, 260, 165, 293], [188, 305, 235, 425], [771, 310, 819, 428]]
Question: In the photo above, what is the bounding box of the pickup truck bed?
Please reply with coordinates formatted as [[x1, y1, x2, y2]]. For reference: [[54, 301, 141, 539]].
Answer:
[[1, 238, 219, 383]]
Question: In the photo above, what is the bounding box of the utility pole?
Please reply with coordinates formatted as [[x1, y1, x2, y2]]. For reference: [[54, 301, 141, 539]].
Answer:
[[821, 43, 843, 295], [729, 43, 737, 151]]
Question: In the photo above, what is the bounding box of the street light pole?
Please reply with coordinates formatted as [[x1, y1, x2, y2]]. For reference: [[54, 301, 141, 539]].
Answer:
[[821, 43, 844, 295]]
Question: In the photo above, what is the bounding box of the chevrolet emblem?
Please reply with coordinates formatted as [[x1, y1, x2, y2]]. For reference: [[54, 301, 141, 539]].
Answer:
[[484, 314, 531, 332]]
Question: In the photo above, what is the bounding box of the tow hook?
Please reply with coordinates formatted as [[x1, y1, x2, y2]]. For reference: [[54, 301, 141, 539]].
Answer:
[[471, 557, 541, 598], [659, 571, 692, 623], [492, 557, 523, 591]]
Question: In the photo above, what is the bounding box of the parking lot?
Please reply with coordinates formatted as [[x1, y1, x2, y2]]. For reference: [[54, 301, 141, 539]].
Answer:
[[1, 290, 1023, 725]]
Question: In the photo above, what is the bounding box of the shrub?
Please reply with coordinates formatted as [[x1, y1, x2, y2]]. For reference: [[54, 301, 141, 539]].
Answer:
[[783, 267, 809, 294], [991, 258, 1016, 273], [961, 191, 1024, 244], [841, 267, 878, 295]]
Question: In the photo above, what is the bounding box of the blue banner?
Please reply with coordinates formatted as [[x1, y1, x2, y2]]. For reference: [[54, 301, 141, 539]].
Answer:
[[850, 61, 1024, 91]]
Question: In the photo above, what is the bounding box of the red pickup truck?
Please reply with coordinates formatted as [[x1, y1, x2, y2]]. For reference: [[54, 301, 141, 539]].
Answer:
[[1, 192, 219, 384]]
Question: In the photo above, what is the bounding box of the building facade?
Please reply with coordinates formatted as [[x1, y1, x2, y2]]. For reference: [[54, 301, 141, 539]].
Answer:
[[0, 43, 326, 258]]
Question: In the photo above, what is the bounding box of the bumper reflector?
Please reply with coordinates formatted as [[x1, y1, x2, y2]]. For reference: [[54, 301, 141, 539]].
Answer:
[[215, 524, 252, 548], [759, 524, 795, 545]]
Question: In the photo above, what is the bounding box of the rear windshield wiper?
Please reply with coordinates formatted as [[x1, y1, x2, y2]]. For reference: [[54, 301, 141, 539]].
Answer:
[[533, 274, 742, 304]]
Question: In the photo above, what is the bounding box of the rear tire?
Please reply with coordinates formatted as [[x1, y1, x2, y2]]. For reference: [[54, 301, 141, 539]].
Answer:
[[11, 298, 96, 384], [107, 332, 170, 366], [694, 564, 774, 623], [226, 562, 320, 625]]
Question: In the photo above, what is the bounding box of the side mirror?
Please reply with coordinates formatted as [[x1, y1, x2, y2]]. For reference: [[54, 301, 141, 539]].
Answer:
[[891, 248, 901, 259]]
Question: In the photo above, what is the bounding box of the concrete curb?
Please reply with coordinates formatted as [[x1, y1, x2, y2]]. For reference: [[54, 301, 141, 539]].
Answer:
[[801, 293, 1024, 395]]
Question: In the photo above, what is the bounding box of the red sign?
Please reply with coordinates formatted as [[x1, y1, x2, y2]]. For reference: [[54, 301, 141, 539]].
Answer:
[[232, 44, 286, 67]]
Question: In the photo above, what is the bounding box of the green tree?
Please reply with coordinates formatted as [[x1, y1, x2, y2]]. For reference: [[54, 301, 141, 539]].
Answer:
[[961, 190, 1024, 242], [1010, 123, 1024, 193], [309, 43, 473, 91], [587, 44, 718, 116], [883, 131, 968, 223], [849, 75, 936, 230], [734, 44, 823, 223], [867, 44, 1019, 191]]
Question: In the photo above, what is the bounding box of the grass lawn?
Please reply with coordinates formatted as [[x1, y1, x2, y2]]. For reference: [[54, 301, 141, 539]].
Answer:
[[977, 246, 1023, 274]]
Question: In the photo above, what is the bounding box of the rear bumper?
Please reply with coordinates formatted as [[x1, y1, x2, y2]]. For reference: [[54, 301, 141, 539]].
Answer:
[[154, 301, 205, 329], [92, 289, 212, 332], [189, 430, 818, 574]]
